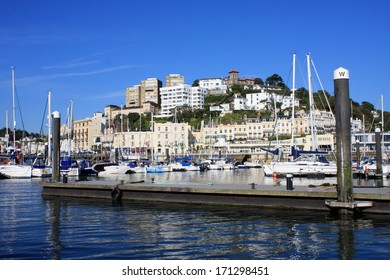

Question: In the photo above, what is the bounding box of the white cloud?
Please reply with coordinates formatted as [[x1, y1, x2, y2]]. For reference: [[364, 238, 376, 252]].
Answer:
[[12, 65, 138, 87]]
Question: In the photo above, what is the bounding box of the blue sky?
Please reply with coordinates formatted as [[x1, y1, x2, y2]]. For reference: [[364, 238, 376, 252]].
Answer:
[[0, 0, 389, 133]]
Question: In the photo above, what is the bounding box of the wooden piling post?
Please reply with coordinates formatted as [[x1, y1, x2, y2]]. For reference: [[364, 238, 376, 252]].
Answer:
[[375, 127, 383, 176], [326, 69, 373, 215], [334, 67, 353, 205], [52, 111, 60, 182]]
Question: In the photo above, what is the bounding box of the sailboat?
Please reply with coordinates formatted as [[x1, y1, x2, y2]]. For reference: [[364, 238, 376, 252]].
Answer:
[[0, 67, 32, 179], [59, 100, 80, 176], [117, 106, 147, 173], [263, 53, 337, 177], [32, 91, 53, 177], [359, 94, 390, 177]]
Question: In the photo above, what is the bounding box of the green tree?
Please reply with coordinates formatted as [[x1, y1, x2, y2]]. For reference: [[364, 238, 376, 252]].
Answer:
[[265, 74, 286, 88], [254, 78, 264, 85], [231, 84, 244, 94]]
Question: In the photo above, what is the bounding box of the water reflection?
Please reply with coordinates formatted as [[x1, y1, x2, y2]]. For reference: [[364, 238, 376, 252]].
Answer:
[[45, 200, 62, 259], [1, 177, 390, 260], [41, 197, 387, 259], [337, 219, 355, 260]]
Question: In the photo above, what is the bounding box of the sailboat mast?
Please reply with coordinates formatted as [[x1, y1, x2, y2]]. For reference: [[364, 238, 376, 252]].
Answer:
[[5, 110, 9, 149], [363, 114, 366, 158], [11, 66, 16, 149], [273, 93, 279, 144], [151, 112, 154, 161], [120, 104, 124, 158], [47, 91, 52, 164], [381, 93, 385, 161], [291, 52, 296, 147], [307, 53, 317, 150], [139, 112, 142, 157], [67, 100, 73, 157]]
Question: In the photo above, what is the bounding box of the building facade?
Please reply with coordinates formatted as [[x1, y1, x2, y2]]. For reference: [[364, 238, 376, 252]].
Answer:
[[141, 78, 162, 105], [160, 84, 206, 116], [165, 74, 184, 87], [126, 78, 162, 108], [198, 77, 227, 95], [73, 112, 106, 152], [111, 121, 194, 160], [227, 69, 255, 86]]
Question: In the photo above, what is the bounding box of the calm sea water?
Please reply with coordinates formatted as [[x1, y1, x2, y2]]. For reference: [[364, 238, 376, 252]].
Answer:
[[1, 169, 390, 260]]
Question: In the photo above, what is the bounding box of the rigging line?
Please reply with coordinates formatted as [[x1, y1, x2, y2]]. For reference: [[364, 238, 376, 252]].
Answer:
[[368, 98, 382, 134], [310, 58, 335, 119], [311, 78, 327, 111], [34, 96, 48, 155], [284, 64, 293, 95], [39, 97, 48, 137], [14, 85, 31, 157], [296, 56, 308, 89]]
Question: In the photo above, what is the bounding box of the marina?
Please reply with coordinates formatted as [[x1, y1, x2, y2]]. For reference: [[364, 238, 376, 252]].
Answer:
[[1, 3, 390, 278]]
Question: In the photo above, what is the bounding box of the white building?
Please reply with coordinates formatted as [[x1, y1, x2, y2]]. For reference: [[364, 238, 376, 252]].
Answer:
[[233, 94, 248, 110], [246, 92, 272, 110], [351, 118, 362, 133], [281, 94, 300, 110], [233, 92, 299, 111], [190, 86, 207, 108], [160, 84, 206, 116], [198, 78, 227, 95], [210, 103, 231, 113]]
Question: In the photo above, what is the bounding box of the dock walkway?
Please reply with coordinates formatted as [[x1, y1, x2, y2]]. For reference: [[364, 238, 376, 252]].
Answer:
[[40, 178, 390, 214]]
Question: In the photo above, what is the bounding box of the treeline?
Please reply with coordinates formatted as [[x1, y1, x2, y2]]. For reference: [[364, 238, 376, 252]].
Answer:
[[0, 128, 41, 141]]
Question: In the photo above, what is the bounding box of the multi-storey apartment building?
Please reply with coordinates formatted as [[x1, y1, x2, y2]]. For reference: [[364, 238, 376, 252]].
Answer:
[[165, 74, 184, 87], [125, 85, 141, 107], [192, 113, 335, 154], [141, 78, 162, 105], [73, 112, 106, 152], [125, 78, 162, 108], [160, 84, 206, 116], [112, 121, 194, 160]]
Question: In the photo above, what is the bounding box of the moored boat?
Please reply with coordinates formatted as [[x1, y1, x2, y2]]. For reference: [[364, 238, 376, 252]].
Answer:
[[0, 162, 32, 179], [32, 157, 52, 177]]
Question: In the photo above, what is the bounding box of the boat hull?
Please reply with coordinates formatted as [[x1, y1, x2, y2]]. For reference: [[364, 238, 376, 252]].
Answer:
[[0, 164, 32, 179], [263, 162, 337, 177], [32, 167, 52, 177]]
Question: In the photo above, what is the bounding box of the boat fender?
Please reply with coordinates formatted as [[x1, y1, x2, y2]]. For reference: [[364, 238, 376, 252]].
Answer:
[[111, 186, 123, 201]]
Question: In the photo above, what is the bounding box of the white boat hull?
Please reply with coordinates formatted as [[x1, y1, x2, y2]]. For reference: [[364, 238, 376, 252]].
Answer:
[[97, 165, 134, 176], [60, 167, 80, 177], [263, 161, 337, 177], [169, 162, 200, 171], [0, 164, 32, 178], [208, 163, 235, 170], [129, 166, 147, 173], [32, 167, 52, 177], [244, 161, 262, 168]]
